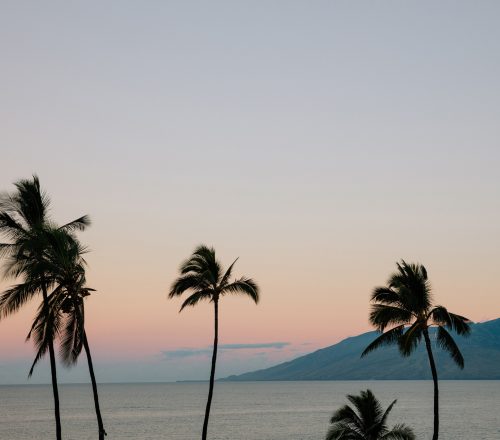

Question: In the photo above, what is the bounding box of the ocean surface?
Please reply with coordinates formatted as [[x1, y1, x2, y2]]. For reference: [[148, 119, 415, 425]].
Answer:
[[0, 381, 498, 439]]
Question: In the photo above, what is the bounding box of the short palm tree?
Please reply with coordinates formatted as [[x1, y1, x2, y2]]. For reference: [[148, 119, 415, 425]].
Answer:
[[27, 229, 107, 439], [326, 389, 415, 440], [169, 245, 259, 440], [361, 260, 471, 440], [0, 175, 89, 440]]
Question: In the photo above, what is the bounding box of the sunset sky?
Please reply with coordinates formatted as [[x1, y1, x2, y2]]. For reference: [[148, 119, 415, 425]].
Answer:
[[1, 1, 499, 384]]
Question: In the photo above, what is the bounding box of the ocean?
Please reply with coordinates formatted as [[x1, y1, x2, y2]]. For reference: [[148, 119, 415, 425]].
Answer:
[[0, 381, 498, 439]]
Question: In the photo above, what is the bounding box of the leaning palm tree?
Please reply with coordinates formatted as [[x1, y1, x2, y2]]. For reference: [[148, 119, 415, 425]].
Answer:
[[27, 229, 107, 439], [15, 228, 104, 437], [0, 175, 89, 440], [326, 389, 415, 440], [361, 260, 471, 440], [61, 283, 107, 440], [169, 245, 259, 440]]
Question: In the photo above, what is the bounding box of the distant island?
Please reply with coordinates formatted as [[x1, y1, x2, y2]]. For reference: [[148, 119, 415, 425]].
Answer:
[[223, 318, 500, 381]]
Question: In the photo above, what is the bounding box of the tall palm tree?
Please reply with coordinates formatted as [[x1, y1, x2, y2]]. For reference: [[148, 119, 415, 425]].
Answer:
[[0, 175, 89, 440], [169, 245, 259, 440], [326, 389, 415, 440], [27, 229, 107, 439], [361, 260, 471, 440]]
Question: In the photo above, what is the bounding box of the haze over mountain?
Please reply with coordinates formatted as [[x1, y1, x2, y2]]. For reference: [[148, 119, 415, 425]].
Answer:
[[224, 318, 500, 381]]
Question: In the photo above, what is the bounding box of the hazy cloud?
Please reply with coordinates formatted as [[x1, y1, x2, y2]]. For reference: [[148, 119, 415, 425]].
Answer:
[[162, 342, 290, 360], [220, 342, 289, 350], [161, 348, 212, 359]]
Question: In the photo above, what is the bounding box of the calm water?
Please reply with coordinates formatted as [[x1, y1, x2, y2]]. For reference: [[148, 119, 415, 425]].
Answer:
[[0, 381, 498, 439]]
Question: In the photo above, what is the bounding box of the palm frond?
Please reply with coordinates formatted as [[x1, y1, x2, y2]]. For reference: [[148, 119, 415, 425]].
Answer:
[[0, 211, 27, 237], [370, 287, 401, 306], [347, 389, 383, 433], [327, 390, 410, 440], [1, 256, 29, 280], [330, 404, 364, 431], [389, 260, 432, 312], [27, 298, 64, 377], [12, 175, 50, 229], [180, 245, 218, 273], [361, 325, 404, 357], [219, 257, 239, 288], [326, 421, 364, 440], [380, 424, 415, 440], [0, 280, 40, 318], [176, 245, 223, 292], [369, 304, 413, 331], [398, 322, 423, 357], [430, 306, 471, 336], [179, 290, 213, 311], [221, 277, 259, 303], [436, 325, 465, 368], [169, 273, 211, 297], [59, 215, 91, 232], [0, 242, 16, 259], [59, 305, 84, 366], [28, 342, 49, 378], [179, 257, 205, 274], [379, 399, 397, 429]]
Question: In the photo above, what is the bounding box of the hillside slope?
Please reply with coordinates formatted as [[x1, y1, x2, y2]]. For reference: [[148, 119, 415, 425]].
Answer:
[[223, 318, 500, 381]]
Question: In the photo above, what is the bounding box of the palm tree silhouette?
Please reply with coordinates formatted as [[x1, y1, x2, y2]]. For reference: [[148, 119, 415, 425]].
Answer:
[[361, 260, 471, 440], [169, 245, 259, 440], [326, 389, 415, 440], [27, 229, 107, 439], [0, 175, 89, 440]]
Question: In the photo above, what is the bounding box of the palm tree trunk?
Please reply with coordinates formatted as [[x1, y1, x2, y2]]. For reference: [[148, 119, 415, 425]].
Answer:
[[41, 283, 62, 440], [424, 328, 439, 440], [202, 299, 219, 440], [83, 331, 106, 439]]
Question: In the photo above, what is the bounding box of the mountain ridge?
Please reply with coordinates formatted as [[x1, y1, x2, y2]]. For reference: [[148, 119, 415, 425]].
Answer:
[[223, 318, 500, 381]]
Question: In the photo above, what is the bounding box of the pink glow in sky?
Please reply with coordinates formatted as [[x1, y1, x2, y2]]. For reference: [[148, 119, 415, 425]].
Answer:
[[1, 1, 499, 383]]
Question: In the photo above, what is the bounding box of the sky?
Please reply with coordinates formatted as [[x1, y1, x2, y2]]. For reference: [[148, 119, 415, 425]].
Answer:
[[0, 1, 499, 384]]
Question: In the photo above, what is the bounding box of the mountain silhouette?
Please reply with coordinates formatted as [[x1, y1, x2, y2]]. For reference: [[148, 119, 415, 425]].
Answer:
[[223, 318, 500, 381]]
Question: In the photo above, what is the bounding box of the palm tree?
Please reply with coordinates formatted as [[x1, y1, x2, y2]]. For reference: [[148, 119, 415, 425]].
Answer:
[[0, 175, 89, 440], [326, 389, 415, 440], [169, 245, 259, 440], [361, 260, 471, 440], [27, 229, 107, 439]]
